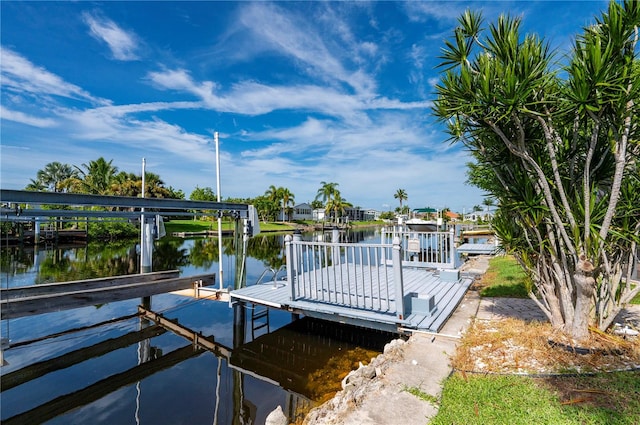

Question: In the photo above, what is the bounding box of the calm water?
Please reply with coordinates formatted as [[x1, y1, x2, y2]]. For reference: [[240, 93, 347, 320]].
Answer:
[[0, 228, 393, 424]]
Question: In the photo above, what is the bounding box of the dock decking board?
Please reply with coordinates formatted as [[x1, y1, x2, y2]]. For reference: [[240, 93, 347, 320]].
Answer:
[[230, 265, 472, 332]]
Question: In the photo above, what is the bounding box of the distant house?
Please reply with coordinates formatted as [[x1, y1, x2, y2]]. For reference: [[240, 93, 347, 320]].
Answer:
[[291, 203, 313, 221], [465, 210, 495, 222], [344, 207, 366, 222], [364, 209, 379, 220], [445, 211, 460, 222], [312, 208, 326, 221]]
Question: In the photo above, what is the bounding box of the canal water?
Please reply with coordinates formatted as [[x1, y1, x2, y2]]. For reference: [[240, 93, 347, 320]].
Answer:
[[1, 228, 395, 424]]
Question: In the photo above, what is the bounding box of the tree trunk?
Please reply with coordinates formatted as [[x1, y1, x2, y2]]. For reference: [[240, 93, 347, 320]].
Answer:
[[570, 255, 596, 341]]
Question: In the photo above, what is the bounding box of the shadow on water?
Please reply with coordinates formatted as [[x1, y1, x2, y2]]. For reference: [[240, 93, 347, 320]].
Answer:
[[0, 228, 394, 424]]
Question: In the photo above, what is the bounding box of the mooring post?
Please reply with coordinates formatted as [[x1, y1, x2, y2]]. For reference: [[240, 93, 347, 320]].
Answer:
[[331, 226, 339, 243], [140, 216, 154, 273], [331, 226, 340, 267], [392, 236, 405, 320]]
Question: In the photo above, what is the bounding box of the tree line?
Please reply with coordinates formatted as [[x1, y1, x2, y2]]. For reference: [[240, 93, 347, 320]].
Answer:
[[25, 161, 364, 223]]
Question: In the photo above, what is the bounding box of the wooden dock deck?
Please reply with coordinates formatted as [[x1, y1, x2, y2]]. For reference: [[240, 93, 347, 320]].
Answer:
[[231, 233, 473, 333]]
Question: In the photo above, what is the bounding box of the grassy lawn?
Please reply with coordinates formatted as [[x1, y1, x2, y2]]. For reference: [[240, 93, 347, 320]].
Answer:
[[431, 371, 640, 425], [435, 254, 640, 425], [164, 219, 233, 233], [164, 219, 295, 234], [476, 255, 530, 298]]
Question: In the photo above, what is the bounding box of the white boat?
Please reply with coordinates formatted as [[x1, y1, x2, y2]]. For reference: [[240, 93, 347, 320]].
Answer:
[[404, 218, 438, 232]]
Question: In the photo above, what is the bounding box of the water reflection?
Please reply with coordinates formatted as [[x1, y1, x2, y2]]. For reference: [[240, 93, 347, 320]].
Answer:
[[1, 228, 392, 424]]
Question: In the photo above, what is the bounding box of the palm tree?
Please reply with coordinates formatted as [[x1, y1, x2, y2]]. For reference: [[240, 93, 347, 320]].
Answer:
[[74, 157, 118, 195], [33, 162, 78, 192], [25, 178, 47, 192], [142, 172, 171, 198], [280, 188, 295, 221], [265, 185, 284, 221], [315, 181, 339, 205], [110, 172, 139, 197], [325, 190, 352, 225], [394, 189, 408, 211]]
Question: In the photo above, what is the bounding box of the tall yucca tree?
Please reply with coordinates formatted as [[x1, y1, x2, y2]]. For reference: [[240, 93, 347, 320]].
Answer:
[[434, 1, 639, 341]]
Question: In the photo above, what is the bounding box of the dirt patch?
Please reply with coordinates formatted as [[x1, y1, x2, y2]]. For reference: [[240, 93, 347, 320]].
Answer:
[[452, 318, 640, 374]]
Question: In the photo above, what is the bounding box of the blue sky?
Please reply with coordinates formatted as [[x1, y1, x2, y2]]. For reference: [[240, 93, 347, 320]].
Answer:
[[1, 1, 608, 212]]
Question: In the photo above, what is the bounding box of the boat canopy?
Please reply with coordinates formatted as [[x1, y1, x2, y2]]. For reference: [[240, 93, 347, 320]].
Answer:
[[412, 207, 437, 213]]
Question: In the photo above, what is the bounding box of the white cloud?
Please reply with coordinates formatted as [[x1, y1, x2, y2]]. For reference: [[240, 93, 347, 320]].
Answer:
[[0, 106, 57, 128], [147, 68, 430, 124], [0, 47, 107, 105], [83, 12, 140, 61], [236, 2, 377, 95]]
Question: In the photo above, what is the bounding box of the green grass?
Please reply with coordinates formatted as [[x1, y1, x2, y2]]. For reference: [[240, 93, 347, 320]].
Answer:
[[479, 255, 530, 298], [164, 219, 233, 233], [257, 222, 296, 232], [403, 385, 439, 406], [631, 292, 640, 305], [431, 371, 640, 425], [164, 219, 296, 234]]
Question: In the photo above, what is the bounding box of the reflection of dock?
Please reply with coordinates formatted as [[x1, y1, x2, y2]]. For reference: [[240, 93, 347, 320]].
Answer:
[[1, 325, 167, 391], [3, 344, 205, 425], [1, 229, 88, 245]]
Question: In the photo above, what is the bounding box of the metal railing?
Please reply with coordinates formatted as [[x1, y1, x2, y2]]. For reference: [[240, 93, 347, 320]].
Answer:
[[285, 234, 405, 319], [381, 226, 457, 269]]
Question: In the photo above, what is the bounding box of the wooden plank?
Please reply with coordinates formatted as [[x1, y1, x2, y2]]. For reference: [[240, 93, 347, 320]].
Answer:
[[1, 274, 214, 320], [1, 270, 180, 300]]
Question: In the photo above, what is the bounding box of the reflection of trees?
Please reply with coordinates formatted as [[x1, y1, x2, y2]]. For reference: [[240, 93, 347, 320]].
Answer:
[[2, 229, 382, 286], [153, 238, 189, 270], [1, 247, 35, 282], [188, 239, 219, 269], [247, 235, 286, 269], [34, 239, 191, 284], [36, 243, 138, 284]]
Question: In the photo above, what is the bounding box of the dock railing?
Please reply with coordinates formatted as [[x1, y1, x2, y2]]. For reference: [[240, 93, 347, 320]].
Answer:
[[381, 226, 457, 269], [285, 234, 405, 319]]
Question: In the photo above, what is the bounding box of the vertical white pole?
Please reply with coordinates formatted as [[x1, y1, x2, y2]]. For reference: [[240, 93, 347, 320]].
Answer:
[[140, 158, 151, 273], [215, 132, 224, 289]]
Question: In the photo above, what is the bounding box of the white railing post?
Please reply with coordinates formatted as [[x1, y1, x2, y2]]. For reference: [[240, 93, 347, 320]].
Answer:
[[286, 234, 295, 300], [392, 236, 405, 320], [449, 228, 456, 268]]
